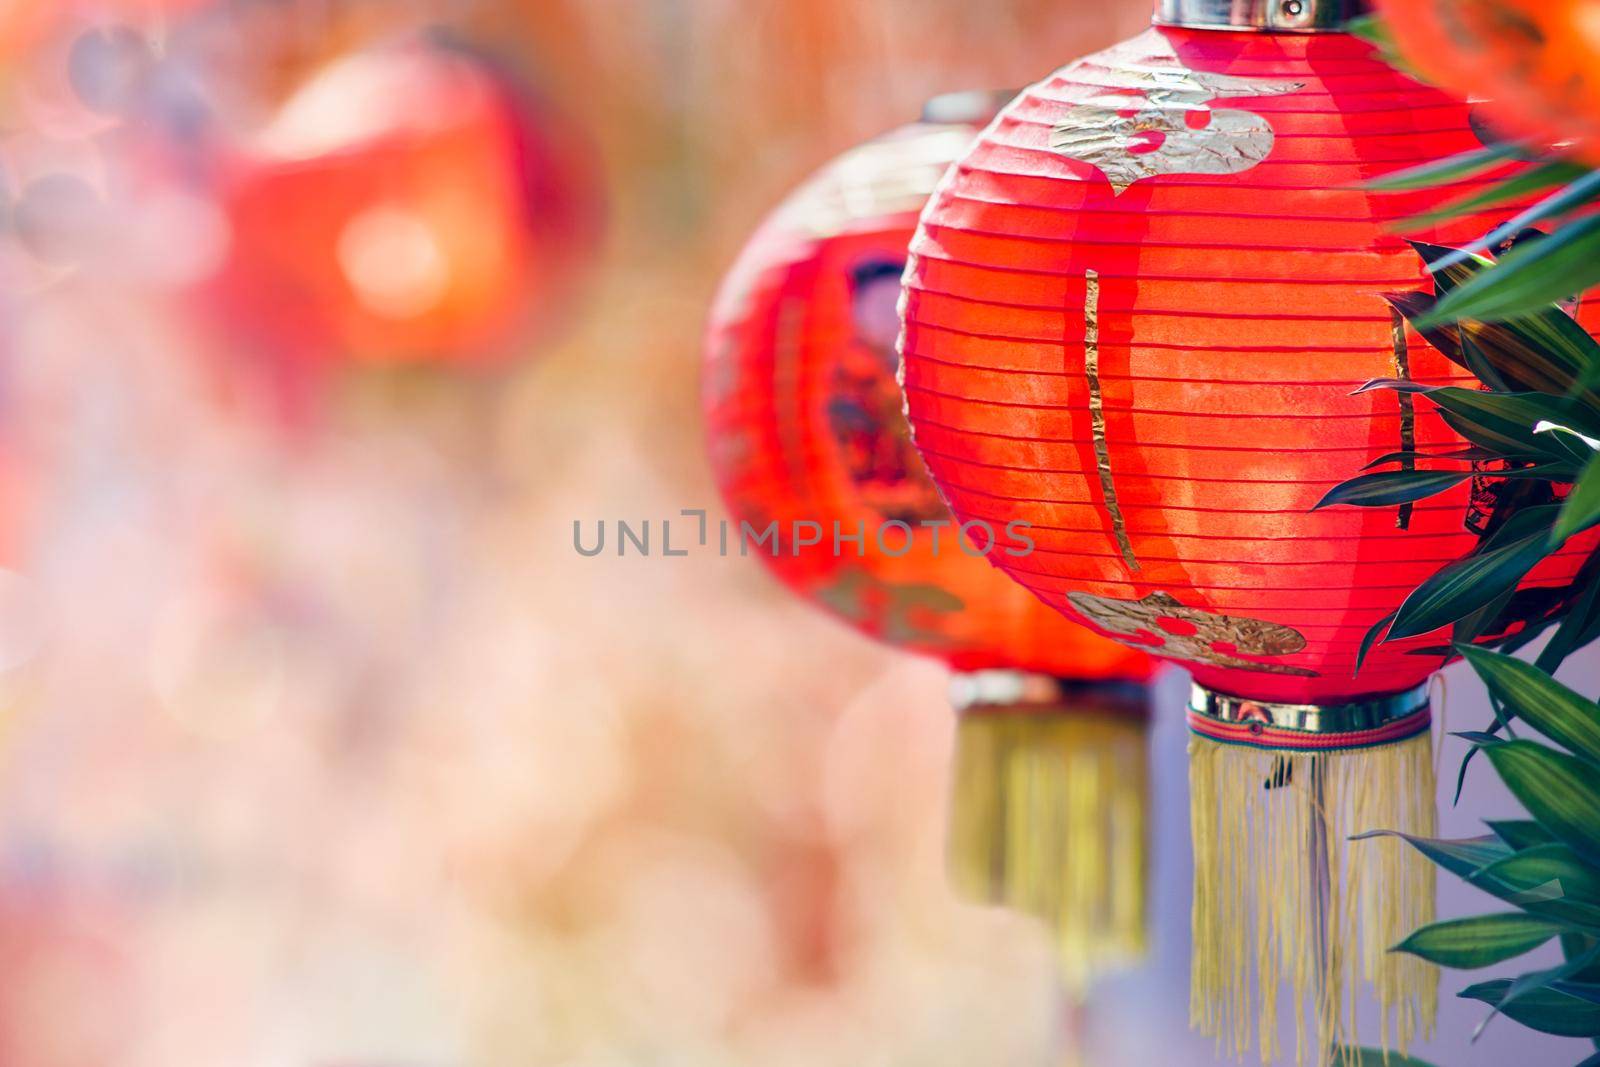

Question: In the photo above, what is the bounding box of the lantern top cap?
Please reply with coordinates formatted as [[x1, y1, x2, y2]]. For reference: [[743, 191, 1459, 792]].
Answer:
[[1153, 0, 1367, 32]]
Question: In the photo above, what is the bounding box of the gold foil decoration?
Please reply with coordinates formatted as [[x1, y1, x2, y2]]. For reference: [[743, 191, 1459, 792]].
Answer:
[[816, 569, 965, 647], [1067, 590, 1319, 676], [1046, 32, 1304, 195], [1391, 307, 1417, 531], [1084, 269, 1140, 572]]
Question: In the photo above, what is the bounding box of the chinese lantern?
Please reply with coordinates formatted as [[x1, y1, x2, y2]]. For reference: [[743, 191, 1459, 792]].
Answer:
[[203, 37, 601, 412], [703, 92, 1155, 998], [1375, 0, 1600, 163], [897, 1, 1598, 1060]]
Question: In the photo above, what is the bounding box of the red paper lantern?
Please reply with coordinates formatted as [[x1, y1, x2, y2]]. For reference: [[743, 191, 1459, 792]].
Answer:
[[898, 5, 1597, 1058], [901, 24, 1594, 703], [703, 95, 1153, 995], [204, 38, 601, 405]]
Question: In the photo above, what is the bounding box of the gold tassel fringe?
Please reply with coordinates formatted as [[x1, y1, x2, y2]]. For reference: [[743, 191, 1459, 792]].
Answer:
[[949, 706, 1149, 998], [1189, 731, 1438, 1065]]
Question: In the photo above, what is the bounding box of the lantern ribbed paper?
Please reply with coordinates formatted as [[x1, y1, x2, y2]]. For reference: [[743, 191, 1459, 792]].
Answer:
[[902, 29, 1593, 703], [703, 107, 1153, 996], [898, 25, 1598, 1063]]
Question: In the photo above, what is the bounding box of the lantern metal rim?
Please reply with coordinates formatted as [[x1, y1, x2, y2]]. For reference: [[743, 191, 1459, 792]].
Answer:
[[1187, 681, 1430, 751], [951, 669, 1149, 716], [1153, 0, 1368, 33]]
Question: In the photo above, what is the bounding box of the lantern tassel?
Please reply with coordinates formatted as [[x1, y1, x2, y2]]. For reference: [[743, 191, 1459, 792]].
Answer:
[[947, 674, 1150, 1000], [1188, 726, 1437, 1065]]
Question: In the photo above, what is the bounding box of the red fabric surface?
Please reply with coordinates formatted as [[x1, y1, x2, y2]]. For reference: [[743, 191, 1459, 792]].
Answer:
[[900, 27, 1597, 704], [704, 120, 1151, 682]]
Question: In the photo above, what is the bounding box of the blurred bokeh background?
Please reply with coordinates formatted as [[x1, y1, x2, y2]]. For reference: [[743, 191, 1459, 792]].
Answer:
[[0, 1, 1588, 1064]]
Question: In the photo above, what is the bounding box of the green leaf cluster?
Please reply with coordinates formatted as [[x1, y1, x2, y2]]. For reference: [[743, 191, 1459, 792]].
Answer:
[[1375, 650, 1600, 1050], [1324, 80, 1600, 1060]]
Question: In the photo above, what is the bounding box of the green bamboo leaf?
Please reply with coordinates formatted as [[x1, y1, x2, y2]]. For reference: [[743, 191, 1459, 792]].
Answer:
[[1394, 161, 1590, 233], [1427, 389, 1600, 458], [1437, 410, 1566, 463], [1460, 979, 1600, 1036], [1455, 730, 1509, 747], [1537, 557, 1600, 673], [1367, 143, 1525, 192], [1489, 820, 1557, 850], [1535, 422, 1600, 467], [1433, 169, 1600, 272], [1418, 216, 1600, 327], [1454, 584, 1518, 648], [1383, 282, 1600, 410], [1456, 741, 1487, 807], [1350, 829, 1511, 880], [1467, 314, 1600, 402], [1486, 741, 1600, 865], [1472, 844, 1600, 902], [1556, 453, 1600, 547], [1498, 616, 1567, 660], [1459, 332, 1517, 393], [1458, 645, 1600, 762], [1552, 981, 1600, 1006], [1363, 447, 1496, 471], [1395, 912, 1566, 968], [1355, 610, 1395, 674], [1561, 932, 1600, 984], [1485, 945, 1600, 1031], [1412, 239, 1494, 291], [1476, 845, 1600, 929], [1387, 526, 1555, 641], [1481, 309, 1600, 407], [1386, 291, 1469, 369], [1352, 377, 1434, 395], [1473, 463, 1576, 481], [1314, 470, 1473, 509]]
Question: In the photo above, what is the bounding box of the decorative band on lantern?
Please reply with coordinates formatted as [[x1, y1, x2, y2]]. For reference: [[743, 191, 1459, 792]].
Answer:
[[1153, 0, 1368, 32], [1187, 683, 1431, 752]]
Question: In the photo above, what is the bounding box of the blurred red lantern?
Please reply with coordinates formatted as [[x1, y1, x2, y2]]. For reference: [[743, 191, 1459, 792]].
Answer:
[[704, 93, 1153, 998], [1375, 0, 1600, 163], [706, 94, 1147, 685], [203, 37, 602, 409], [898, 3, 1598, 1058]]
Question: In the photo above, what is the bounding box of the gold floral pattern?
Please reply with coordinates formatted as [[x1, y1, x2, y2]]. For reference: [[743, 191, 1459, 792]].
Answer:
[[1067, 590, 1318, 676]]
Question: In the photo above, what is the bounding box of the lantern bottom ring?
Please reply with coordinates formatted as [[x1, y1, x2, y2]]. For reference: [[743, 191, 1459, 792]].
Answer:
[[951, 670, 1148, 717], [1187, 681, 1430, 752]]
